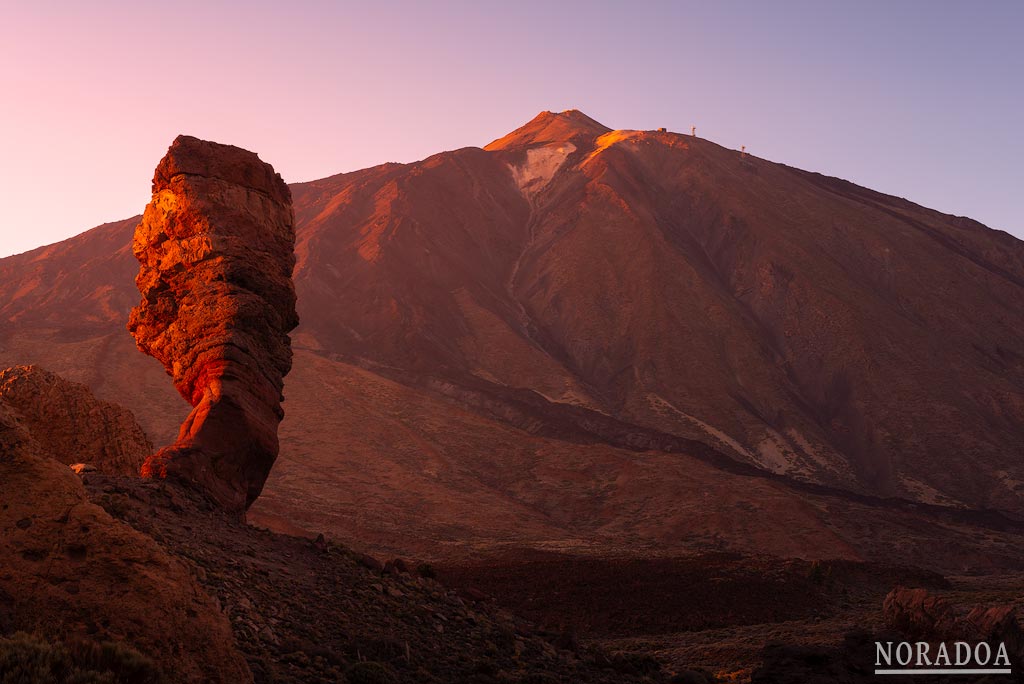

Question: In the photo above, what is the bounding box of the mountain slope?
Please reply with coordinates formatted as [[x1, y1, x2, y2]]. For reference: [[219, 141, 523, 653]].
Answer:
[[285, 109, 1024, 511], [3, 110, 1024, 568]]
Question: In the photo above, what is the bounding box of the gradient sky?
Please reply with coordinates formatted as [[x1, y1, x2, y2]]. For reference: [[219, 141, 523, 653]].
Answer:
[[1, 0, 1021, 258]]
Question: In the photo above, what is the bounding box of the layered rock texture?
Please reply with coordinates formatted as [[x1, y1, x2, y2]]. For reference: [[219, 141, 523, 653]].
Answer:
[[0, 378, 250, 682], [0, 364, 150, 475], [128, 135, 298, 511]]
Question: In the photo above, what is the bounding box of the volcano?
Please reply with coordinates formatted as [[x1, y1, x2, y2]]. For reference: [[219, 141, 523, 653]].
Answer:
[[3, 110, 1024, 569]]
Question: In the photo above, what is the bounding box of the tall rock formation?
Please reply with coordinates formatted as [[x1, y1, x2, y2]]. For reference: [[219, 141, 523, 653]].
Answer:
[[128, 135, 298, 511]]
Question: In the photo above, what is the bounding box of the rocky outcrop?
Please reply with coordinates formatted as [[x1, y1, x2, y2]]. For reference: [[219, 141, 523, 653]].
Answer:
[[0, 399, 251, 683], [128, 135, 298, 512], [882, 586, 961, 637], [754, 589, 1024, 683], [883, 586, 1024, 657], [0, 365, 151, 475]]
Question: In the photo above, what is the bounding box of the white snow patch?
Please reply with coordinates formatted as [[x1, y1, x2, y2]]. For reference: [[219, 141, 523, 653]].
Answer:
[[509, 142, 575, 200]]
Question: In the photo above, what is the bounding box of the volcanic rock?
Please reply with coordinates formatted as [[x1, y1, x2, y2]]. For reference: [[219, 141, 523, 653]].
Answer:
[[882, 586, 961, 637], [128, 135, 298, 512], [754, 589, 1024, 683], [883, 586, 1024, 646], [357, 553, 385, 573], [0, 365, 150, 475], [0, 398, 250, 682]]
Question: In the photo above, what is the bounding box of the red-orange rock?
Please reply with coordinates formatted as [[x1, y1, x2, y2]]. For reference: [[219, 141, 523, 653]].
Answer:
[[884, 586, 1024, 646], [0, 400, 251, 683], [0, 365, 151, 475], [128, 135, 298, 511]]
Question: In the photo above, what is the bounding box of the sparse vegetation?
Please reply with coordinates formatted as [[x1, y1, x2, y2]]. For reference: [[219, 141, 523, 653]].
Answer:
[[603, 651, 662, 676], [514, 673, 559, 684], [669, 668, 718, 684], [0, 632, 164, 684], [345, 660, 399, 684]]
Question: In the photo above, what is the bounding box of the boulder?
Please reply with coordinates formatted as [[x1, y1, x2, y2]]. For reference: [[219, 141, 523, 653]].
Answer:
[[0, 400, 251, 682], [0, 365, 150, 475]]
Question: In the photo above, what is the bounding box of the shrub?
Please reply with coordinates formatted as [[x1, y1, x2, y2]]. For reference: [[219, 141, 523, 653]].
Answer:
[[70, 640, 164, 683], [0, 632, 164, 684], [806, 560, 832, 585], [603, 651, 661, 676]]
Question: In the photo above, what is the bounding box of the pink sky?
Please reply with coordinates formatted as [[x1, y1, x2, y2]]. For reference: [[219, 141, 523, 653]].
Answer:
[[1, 1, 1021, 258]]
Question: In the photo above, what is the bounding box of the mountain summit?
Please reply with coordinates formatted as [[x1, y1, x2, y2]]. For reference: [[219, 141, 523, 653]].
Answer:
[[485, 109, 612, 150]]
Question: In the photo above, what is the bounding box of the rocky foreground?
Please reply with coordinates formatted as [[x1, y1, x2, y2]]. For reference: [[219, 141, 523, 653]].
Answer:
[[0, 368, 671, 682], [81, 471, 672, 683], [0, 371, 249, 682], [5, 358, 1024, 683]]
